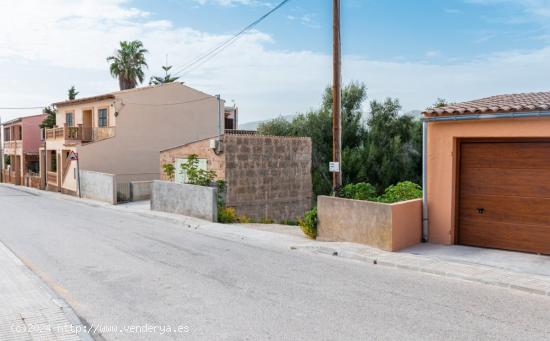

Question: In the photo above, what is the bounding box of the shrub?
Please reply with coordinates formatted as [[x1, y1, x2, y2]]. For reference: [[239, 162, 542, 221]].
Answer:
[[162, 163, 175, 181], [338, 182, 377, 201], [218, 207, 237, 223], [180, 154, 216, 186], [378, 181, 422, 203], [298, 207, 317, 239], [237, 215, 251, 224], [259, 217, 274, 224]]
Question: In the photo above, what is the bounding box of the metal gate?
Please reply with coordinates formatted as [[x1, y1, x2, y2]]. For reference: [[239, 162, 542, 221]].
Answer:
[[115, 182, 131, 204]]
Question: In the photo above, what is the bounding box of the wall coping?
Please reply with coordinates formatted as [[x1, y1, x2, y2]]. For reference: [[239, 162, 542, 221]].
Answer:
[[318, 195, 422, 207]]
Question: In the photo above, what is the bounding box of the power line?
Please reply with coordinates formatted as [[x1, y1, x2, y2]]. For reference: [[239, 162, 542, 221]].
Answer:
[[0, 106, 45, 110], [172, 0, 291, 78], [123, 95, 215, 107]]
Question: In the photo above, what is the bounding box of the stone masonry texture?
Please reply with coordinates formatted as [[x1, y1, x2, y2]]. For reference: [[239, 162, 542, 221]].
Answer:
[[223, 134, 312, 222], [160, 133, 313, 222]]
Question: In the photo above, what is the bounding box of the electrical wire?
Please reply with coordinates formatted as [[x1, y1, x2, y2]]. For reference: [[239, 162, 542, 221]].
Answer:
[[0, 106, 45, 110], [172, 0, 291, 77], [122, 95, 215, 106]]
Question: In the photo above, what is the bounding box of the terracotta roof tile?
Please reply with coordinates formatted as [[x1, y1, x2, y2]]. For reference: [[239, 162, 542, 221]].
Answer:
[[423, 91, 550, 116]]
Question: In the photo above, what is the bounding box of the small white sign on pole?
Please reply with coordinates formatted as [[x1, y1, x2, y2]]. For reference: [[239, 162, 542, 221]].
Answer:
[[329, 162, 340, 173]]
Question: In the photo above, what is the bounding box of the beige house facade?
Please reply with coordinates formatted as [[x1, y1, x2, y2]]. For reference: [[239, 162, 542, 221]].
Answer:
[[41, 82, 236, 197]]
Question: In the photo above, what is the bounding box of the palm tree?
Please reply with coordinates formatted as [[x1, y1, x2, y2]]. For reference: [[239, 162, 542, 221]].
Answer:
[[149, 65, 180, 85], [107, 40, 149, 90]]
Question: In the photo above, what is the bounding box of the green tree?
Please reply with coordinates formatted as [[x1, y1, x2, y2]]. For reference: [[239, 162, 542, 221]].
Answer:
[[149, 65, 180, 85], [107, 40, 149, 90], [39, 106, 57, 129], [258, 82, 422, 196], [68, 86, 79, 100], [258, 82, 367, 196], [361, 98, 422, 193]]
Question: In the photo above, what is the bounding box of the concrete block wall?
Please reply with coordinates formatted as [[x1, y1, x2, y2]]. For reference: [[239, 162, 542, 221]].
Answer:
[[80, 170, 116, 204], [224, 134, 312, 222], [130, 181, 152, 201], [151, 180, 217, 222]]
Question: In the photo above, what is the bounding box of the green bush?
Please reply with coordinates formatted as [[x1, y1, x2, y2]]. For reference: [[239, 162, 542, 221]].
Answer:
[[180, 154, 216, 186], [378, 181, 422, 203], [338, 182, 377, 201], [162, 163, 175, 181], [218, 207, 237, 223], [298, 207, 317, 239]]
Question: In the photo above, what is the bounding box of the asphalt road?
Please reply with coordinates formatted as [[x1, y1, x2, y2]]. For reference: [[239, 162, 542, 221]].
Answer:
[[0, 184, 549, 341]]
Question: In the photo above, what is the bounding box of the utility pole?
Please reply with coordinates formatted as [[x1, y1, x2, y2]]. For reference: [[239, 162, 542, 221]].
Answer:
[[332, 0, 342, 192]]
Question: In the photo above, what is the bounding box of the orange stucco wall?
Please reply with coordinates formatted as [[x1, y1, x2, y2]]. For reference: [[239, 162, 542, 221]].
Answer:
[[427, 116, 550, 244]]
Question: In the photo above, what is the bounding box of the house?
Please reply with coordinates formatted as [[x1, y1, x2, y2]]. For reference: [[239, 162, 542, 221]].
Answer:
[[2, 113, 46, 188], [40, 82, 237, 202], [159, 130, 312, 222], [423, 91, 550, 255]]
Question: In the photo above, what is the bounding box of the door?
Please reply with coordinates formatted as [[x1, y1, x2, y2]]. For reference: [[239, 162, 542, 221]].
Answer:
[[458, 141, 550, 254], [82, 110, 93, 141]]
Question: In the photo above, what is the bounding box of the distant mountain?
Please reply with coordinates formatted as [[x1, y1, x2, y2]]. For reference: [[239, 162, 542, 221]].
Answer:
[[239, 114, 297, 131]]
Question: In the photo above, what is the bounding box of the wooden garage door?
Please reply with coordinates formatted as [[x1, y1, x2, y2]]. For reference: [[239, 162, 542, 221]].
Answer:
[[459, 141, 550, 254]]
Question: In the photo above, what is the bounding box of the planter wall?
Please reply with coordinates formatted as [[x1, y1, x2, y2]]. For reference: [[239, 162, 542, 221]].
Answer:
[[151, 180, 217, 222], [317, 196, 422, 251]]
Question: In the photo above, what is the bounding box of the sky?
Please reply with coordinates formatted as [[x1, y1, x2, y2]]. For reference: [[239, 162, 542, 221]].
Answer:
[[1, 0, 550, 123]]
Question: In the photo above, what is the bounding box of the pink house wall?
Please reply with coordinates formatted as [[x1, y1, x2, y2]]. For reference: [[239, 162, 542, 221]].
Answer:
[[21, 114, 46, 153]]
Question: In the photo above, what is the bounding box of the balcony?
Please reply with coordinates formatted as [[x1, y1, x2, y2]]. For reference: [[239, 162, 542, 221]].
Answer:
[[45, 124, 115, 144], [3, 140, 22, 155]]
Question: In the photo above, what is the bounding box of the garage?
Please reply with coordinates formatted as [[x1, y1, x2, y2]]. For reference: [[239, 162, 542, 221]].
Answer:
[[423, 91, 550, 255], [458, 141, 550, 254]]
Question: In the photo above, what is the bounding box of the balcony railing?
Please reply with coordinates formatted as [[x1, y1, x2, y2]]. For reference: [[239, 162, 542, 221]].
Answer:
[[3, 140, 22, 152], [45, 124, 115, 143]]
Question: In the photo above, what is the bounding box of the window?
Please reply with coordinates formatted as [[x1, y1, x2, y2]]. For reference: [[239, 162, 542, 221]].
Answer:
[[98, 108, 108, 127], [175, 158, 207, 184], [66, 113, 74, 127]]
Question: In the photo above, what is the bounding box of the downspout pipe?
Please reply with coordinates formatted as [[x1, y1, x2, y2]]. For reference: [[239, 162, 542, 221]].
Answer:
[[420, 110, 550, 243], [216, 94, 222, 141], [422, 120, 428, 242]]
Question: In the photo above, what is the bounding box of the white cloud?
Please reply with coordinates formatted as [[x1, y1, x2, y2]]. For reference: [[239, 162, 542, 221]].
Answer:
[[424, 50, 442, 58], [1, 0, 550, 126]]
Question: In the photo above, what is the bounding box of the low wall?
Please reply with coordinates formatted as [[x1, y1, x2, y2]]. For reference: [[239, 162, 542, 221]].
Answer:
[[317, 196, 422, 251], [80, 170, 116, 204], [151, 180, 217, 222], [130, 181, 152, 201], [25, 175, 41, 189]]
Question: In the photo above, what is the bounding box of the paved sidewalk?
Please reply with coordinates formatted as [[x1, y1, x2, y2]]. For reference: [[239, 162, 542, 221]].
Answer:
[[0, 241, 92, 341], [5, 184, 550, 298]]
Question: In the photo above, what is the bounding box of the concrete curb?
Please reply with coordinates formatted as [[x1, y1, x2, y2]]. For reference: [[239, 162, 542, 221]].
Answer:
[[293, 245, 550, 297], [4, 184, 550, 298]]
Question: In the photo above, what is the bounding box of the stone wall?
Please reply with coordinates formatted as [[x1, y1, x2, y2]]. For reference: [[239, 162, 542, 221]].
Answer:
[[158, 133, 312, 222], [224, 134, 312, 222]]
